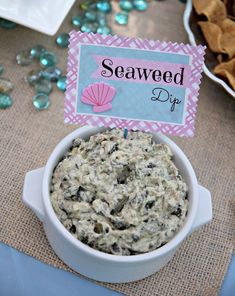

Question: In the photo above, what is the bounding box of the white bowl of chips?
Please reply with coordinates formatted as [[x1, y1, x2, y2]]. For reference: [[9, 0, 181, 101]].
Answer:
[[184, 0, 235, 98]]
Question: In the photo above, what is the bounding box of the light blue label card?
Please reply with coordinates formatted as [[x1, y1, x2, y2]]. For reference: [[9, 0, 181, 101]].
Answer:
[[65, 32, 205, 136]]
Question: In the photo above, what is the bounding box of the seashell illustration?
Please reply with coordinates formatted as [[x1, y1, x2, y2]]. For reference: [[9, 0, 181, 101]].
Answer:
[[81, 82, 116, 113]]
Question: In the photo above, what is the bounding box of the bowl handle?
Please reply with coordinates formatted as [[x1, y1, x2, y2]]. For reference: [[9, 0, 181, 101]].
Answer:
[[191, 185, 213, 232], [22, 167, 45, 222]]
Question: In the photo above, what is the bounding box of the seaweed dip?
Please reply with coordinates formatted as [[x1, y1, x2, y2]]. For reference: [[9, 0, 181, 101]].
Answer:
[[50, 129, 188, 256]]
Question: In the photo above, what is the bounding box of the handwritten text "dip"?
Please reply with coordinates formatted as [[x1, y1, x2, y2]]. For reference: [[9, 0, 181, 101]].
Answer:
[[151, 87, 181, 112]]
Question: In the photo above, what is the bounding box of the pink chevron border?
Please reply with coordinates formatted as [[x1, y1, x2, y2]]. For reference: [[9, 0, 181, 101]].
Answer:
[[65, 31, 205, 137]]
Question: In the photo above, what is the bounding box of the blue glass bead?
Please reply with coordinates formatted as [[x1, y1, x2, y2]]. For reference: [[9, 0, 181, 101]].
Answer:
[[85, 11, 97, 22], [0, 65, 3, 76], [97, 1, 112, 13], [16, 50, 33, 66], [97, 12, 107, 26], [133, 0, 148, 11], [119, 0, 133, 11], [0, 93, 13, 109], [97, 25, 111, 35], [30, 45, 46, 59], [32, 93, 50, 110], [35, 79, 52, 95], [40, 67, 62, 82], [0, 18, 16, 29], [81, 23, 94, 33], [72, 15, 83, 27], [56, 33, 69, 48], [0, 78, 14, 93], [57, 76, 66, 92], [40, 52, 57, 68], [25, 70, 42, 86], [115, 12, 128, 25]]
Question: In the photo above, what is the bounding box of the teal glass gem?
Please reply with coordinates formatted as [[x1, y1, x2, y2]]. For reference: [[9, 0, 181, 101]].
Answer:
[[97, 12, 107, 26], [0, 65, 3, 76], [56, 33, 69, 48], [72, 15, 83, 27], [40, 67, 62, 82], [0, 93, 13, 109], [40, 52, 57, 68], [115, 11, 128, 25], [32, 93, 50, 110], [35, 79, 52, 95], [97, 25, 111, 35], [85, 11, 97, 22], [133, 0, 148, 11], [25, 70, 41, 86], [57, 76, 66, 92], [16, 50, 33, 66], [97, 1, 112, 13], [119, 0, 133, 11], [81, 23, 95, 33], [0, 78, 14, 93], [30, 45, 46, 59], [0, 18, 16, 29]]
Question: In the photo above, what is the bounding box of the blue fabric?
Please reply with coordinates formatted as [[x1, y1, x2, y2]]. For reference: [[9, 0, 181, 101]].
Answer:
[[0, 241, 234, 296], [0, 242, 122, 296], [220, 253, 235, 296]]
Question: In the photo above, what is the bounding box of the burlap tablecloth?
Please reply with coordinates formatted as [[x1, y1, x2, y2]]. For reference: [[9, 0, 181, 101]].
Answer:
[[0, 1, 234, 295]]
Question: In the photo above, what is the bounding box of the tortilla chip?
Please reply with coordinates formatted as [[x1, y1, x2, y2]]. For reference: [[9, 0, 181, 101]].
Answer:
[[198, 21, 225, 53], [221, 32, 235, 58], [214, 58, 235, 90], [217, 18, 235, 58], [193, 0, 227, 23], [219, 17, 235, 31]]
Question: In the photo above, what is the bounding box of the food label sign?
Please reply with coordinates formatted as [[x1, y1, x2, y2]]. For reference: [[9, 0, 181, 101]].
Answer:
[[65, 32, 205, 136]]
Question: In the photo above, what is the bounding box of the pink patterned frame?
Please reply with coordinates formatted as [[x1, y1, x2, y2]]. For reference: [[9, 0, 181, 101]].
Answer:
[[65, 31, 205, 137]]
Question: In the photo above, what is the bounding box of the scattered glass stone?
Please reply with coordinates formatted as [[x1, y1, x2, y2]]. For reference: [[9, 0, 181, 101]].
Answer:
[[40, 52, 57, 68], [97, 12, 107, 26], [16, 50, 33, 66], [35, 79, 52, 95], [97, 1, 112, 13], [115, 11, 129, 25], [32, 93, 50, 110], [0, 65, 3, 76], [80, 1, 91, 10], [0, 18, 17, 29], [57, 76, 66, 92], [0, 78, 14, 93], [40, 67, 62, 82], [119, 0, 133, 11], [25, 70, 42, 86], [30, 45, 46, 59], [0, 93, 13, 109], [97, 25, 111, 35], [72, 15, 83, 27], [85, 10, 97, 22], [133, 0, 148, 11], [56, 33, 69, 48], [81, 23, 97, 33]]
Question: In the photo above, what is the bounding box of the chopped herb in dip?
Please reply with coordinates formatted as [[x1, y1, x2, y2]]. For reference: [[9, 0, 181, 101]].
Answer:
[[50, 129, 188, 255]]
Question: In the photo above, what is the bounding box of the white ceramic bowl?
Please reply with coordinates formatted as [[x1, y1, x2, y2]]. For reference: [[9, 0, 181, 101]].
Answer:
[[22, 126, 212, 283]]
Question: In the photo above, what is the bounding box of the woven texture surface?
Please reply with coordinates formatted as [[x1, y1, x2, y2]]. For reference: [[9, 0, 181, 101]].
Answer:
[[0, 1, 234, 295]]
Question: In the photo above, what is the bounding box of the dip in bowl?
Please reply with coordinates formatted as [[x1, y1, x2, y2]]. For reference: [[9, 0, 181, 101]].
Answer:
[[22, 126, 212, 283], [50, 129, 189, 256]]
